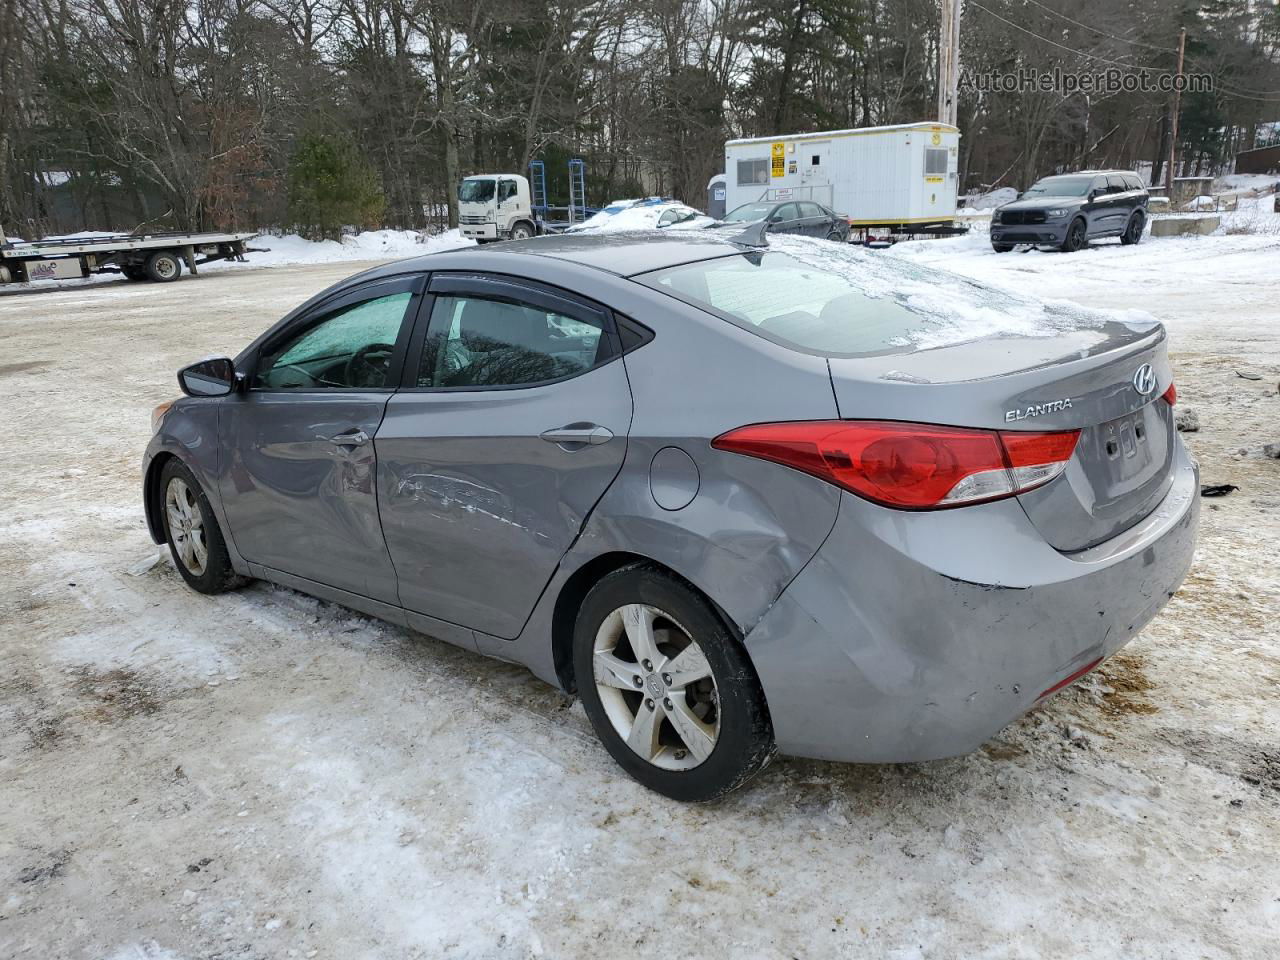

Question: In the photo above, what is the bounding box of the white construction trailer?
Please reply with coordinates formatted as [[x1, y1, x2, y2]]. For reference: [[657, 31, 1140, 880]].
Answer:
[[722, 122, 961, 235]]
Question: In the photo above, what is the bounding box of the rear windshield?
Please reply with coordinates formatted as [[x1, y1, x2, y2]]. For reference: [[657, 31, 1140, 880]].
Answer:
[[637, 249, 938, 355], [635, 236, 1119, 357]]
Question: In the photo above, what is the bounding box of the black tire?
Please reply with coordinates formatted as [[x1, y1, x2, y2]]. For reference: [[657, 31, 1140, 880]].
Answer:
[[509, 221, 535, 241], [1060, 218, 1087, 253], [1120, 211, 1145, 245], [825, 229, 844, 242], [991, 243, 1013, 253], [122, 264, 147, 281], [145, 250, 182, 282], [573, 564, 774, 801], [158, 459, 246, 594]]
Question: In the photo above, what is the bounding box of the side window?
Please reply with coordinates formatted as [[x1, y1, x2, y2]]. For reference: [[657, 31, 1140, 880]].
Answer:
[[799, 201, 824, 218], [924, 148, 948, 175], [498, 179, 518, 202], [418, 294, 609, 389], [1125, 174, 1145, 191], [772, 203, 798, 221], [1108, 175, 1129, 193], [255, 292, 413, 389], [658, 208, 680, 226], [1091, 178, 1110, 196]]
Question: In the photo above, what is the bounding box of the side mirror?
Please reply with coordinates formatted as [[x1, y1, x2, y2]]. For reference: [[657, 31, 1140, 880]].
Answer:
[[1089, 189, 1102, 201], [178, 357, 237, 397], [1016, 192, 1023, 200]]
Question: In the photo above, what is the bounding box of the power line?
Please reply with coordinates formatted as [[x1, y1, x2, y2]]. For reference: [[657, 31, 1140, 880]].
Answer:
[[1016, 0, 1176, 53], [968, 1, 1147, 70], [970, 2, 1280, 104]]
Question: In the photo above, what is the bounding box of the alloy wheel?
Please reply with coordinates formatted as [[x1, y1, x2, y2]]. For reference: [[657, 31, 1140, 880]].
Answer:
[[165, 478, 208, 575], [592, 603, 720, 770]]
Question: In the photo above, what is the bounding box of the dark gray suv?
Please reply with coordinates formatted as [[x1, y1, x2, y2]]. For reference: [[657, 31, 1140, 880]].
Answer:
[[991, 171, 1149, 253]]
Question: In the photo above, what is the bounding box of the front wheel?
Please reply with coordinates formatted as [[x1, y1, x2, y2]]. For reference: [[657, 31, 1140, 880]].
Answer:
[[159, 459, 246, 594], [573, 565, 775, 801], [509, 222, 535, 241], [1120, 211, 1145, 245], [991, 242, 1013, 253], [1060, 218, 1087, 253]]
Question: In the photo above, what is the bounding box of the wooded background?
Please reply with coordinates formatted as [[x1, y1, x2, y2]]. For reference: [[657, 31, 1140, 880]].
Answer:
[[2, 0, 1278, 238]]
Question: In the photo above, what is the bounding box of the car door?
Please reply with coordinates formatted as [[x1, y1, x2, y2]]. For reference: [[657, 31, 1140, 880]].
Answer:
[[767, 202, 802, 235], [376, 273, 633, 639], [1085, 176, 1117, 236], [1109, 174, 1136, 228], [219, 274, 423, 603], [799, 201, 831, 237]]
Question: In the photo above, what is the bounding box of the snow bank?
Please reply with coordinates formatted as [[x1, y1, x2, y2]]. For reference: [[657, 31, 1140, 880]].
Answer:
[[216, 228, 474, 269], [962, 186, 1018, 210]]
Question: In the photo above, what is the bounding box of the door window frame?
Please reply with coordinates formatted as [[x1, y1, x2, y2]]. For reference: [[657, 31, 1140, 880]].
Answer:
[[244, 273, 427, 394], [398, 272, 627, 393]]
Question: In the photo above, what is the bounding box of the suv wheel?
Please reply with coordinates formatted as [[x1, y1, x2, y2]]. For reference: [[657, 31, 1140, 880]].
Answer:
[[1060, 218, 1087, 253], [1120, 211, 1145, 245], [991, 242, 1013, 253], [573, 565, 775, 801]]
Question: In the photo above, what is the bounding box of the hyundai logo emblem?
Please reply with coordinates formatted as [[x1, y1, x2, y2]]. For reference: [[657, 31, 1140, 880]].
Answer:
[[1132, 363, 1156, 396]]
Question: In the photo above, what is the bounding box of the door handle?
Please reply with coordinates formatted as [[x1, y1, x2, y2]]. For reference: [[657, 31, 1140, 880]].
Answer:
[[540, 423, 613, 447], [329, 429, 370, 446]]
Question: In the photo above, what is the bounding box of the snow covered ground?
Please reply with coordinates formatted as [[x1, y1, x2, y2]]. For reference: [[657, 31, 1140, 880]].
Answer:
[[1, 230, 1278, 959]]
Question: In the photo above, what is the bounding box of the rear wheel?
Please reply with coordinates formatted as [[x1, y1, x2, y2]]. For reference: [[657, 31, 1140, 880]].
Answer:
[[145, 250, 182, 282], [1060, 218, 1087, 253], [1120, 211, 1145, 245], [573, 565, 774, 801], [825, 229, 844, 242], [159, 459, 246, 594], [122, 264, 147, 281]]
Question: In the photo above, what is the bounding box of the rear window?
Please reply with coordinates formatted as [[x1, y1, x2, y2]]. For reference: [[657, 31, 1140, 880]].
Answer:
[[637, 250, 938, 356]]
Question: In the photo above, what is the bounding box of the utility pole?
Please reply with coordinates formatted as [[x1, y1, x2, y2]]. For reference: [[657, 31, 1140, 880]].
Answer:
[[1166, 26, 1187, 196], [937, 0, 963, 126]]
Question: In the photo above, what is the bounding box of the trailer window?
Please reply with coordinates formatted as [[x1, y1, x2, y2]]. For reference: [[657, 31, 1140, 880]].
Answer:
[[736, 158, 770, 186], [925, 148, 948, 176]]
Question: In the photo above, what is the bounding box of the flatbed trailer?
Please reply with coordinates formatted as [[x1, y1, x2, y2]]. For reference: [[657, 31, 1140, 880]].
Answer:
[[0, 231, 257, 284]]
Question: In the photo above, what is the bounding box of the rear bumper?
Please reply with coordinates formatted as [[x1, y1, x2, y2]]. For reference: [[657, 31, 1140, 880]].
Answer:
[[744, 443, 1199, 763]]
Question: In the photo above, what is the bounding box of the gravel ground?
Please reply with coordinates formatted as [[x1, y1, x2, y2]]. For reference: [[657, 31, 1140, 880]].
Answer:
[[1, 248, 1278, 960]]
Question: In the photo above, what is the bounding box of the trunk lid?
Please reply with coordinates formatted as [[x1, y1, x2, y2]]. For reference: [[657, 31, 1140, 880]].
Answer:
[[826, 317, 1176, 551]]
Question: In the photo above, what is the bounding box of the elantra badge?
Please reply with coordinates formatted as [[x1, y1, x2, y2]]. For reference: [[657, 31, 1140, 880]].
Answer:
[[1005, 397, 1073, 422], [1132, 363, 1156, 396]]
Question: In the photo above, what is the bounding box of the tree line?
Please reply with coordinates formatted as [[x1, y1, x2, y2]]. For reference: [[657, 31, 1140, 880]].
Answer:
[[1, 0, 1277, 239]]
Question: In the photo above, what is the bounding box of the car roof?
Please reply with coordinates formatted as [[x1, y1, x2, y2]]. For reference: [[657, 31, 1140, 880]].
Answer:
[[361, 231, 747, 281]]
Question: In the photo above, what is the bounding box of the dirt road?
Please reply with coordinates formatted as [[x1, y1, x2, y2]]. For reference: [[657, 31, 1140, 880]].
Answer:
[[1, 254, 1277, 959]]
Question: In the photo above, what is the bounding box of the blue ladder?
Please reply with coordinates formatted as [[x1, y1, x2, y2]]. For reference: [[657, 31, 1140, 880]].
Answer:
[[568, 158, 586, 224], [528, 160, 548, 219]]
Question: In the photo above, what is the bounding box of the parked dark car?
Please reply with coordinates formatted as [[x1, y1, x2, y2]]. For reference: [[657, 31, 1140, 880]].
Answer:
[[721, 200, 850, 242], [990, 171, 1149, 253]]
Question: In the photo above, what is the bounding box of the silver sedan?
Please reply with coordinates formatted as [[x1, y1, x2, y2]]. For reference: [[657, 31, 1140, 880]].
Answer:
[[143, 229, 1198, 800]]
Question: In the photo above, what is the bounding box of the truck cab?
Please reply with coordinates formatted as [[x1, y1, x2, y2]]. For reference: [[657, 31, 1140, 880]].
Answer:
[[458, 174, 539, 243]]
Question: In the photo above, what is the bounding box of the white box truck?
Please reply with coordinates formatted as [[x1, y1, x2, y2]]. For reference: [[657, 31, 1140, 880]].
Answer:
[[723, 122, 960, 232], [457, 174, 540, 243]]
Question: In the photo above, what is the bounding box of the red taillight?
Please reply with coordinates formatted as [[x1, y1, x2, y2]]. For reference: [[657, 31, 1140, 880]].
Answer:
[[1161, 382, 1176, 405], [711, 420, 1080, 510]]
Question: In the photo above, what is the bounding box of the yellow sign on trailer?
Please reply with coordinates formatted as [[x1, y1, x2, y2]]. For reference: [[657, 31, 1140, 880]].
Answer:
[[770, 141, 785, 178]]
